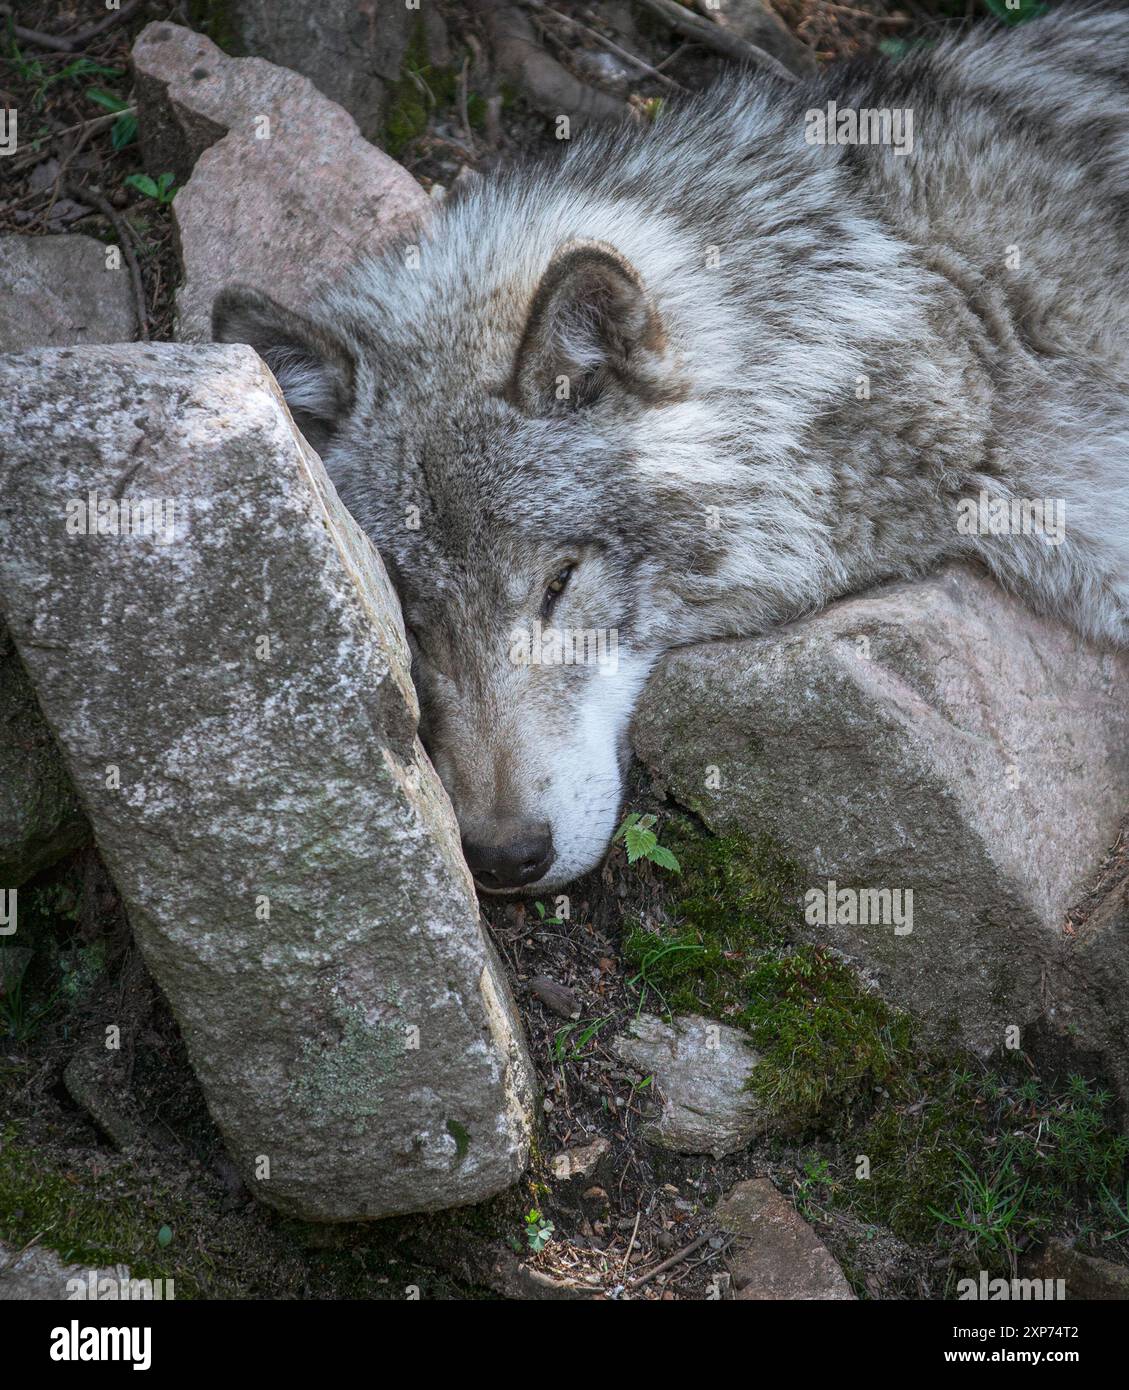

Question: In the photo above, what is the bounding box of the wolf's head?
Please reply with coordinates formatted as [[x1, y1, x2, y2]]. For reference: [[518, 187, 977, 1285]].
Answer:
[[214, 233, 707, 892], [212, 127, 900, 890]]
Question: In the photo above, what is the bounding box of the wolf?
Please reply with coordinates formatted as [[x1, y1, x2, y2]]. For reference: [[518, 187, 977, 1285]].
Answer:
[[214, 7, 1129, 893]]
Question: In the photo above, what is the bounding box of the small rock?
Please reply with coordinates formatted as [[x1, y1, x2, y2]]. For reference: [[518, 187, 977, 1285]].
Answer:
[[0, 234, 138, 351], [1020, 1238, 1129, 1300], [613, 1012, 769, 1158], [531, 976, 581, 1020], [550, 1136, 609, 1182], [715, 1179, 855, 1301], [0, 1243, 130, 1300]]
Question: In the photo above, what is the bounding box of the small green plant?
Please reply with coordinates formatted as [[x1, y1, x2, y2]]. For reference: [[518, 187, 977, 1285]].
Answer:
[[124, 171, 177, 205], [0, 979, 60, 1043], [929, 1151, 1030, 1255], [614, 813, 681, 873], [533, 901, 563, 927], [87, 87, 137, 149], [794, 1155, 838, 1219], [552, 1016, 609, 1063], [524, 1209, 554, 1253], [2, 34, 121, 109], [1100, 1179, 1129, 1241], [626, 933, 706, 1018]]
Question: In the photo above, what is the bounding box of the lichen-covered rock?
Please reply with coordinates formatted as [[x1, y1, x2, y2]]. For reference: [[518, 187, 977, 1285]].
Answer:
[[130, 22, 430, 343], [0, 629, 88, 886], [0, 234, 138, 351], [0, 342, 534, 1221], [613, 1013, 768, 1157], [634, 566, 1129, 1061], [715, 1179, 855, 1300]]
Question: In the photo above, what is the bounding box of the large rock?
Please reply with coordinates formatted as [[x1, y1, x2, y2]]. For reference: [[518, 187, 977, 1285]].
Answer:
[[130, 22, 430, 344], [0, 628, 87, 886], [613, 1013, 768, 1157], [220, 0, 419, 145], [714, 1179, 855, 1300], [0, 343, 535, 1220], [634, 566, 1129, 1062], [0, 234, 138, 351]]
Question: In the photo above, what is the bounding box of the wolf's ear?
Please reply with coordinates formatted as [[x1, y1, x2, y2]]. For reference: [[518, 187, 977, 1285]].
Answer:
[[212, 286, 355, 453], [507, 240, 675, 414]]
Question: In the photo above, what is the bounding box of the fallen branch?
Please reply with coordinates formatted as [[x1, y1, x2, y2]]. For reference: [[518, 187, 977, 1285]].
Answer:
[[63, 180, 149, 342], [0, 0, 143, 54], [633, 0, 802, 84], [629, 1231, 712, 1287], [529, 3, 687, 93], [470, 1, 631, 124]]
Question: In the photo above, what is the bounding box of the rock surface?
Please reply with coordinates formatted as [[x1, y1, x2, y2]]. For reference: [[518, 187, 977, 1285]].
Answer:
[[0, 1242, 133, 1301], [0, 234, 138, 351], [0, 629, 88, 886], [130, 22, 430, 344], [613, 1013, 766, 1157], [221, 0, 418, 144], [0, 342, 535, 1221], [634, 566, 1129, 1060], [715, 1179, 855, 1300], [1021, 1238, 1129, 1300]]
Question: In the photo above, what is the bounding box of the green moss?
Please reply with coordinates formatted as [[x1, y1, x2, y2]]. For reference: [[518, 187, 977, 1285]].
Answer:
[[835, 1068, 1129, 1265], [0, 1123, 200, 1291], [446, 1119, 470, 1163], [380, 22, 487, 158], [741, 947, 912, 1128], [622, 820, 907, 1126]]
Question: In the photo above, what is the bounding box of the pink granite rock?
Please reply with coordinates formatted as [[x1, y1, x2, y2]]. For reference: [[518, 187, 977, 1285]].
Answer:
[[131, 21, 431, 343]]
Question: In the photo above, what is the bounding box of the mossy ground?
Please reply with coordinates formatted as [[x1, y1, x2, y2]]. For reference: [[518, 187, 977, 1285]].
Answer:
[[619, 812, 1129, 1279], [621, 820, 913, 1129]]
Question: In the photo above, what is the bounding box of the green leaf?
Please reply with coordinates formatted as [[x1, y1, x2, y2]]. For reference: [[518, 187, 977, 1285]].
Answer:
[[624, 824, 657, 864], [156, 1224, 173, 1248], [87, 87, 129, 113], [124, 173, 159, 199], [111, 113, 137, 151], [648, 843, 681, 874]]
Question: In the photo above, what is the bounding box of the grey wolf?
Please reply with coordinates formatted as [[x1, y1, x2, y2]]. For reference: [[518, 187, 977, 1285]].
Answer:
[[214, 7, 1129, 892]]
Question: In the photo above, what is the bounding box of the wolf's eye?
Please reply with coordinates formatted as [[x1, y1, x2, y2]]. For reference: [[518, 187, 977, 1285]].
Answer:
[[540, 564, 575, 619]]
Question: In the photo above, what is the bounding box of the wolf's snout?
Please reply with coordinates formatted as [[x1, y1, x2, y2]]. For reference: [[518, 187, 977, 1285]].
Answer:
[[461, 821, 555, 892]]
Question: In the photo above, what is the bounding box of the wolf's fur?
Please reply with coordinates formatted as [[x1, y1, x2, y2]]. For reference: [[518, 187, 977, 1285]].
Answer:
[[215, 8, 1129, 891]]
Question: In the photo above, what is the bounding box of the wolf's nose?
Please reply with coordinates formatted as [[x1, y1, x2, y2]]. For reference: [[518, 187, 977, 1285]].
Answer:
[[462, 823, 555, 891]]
